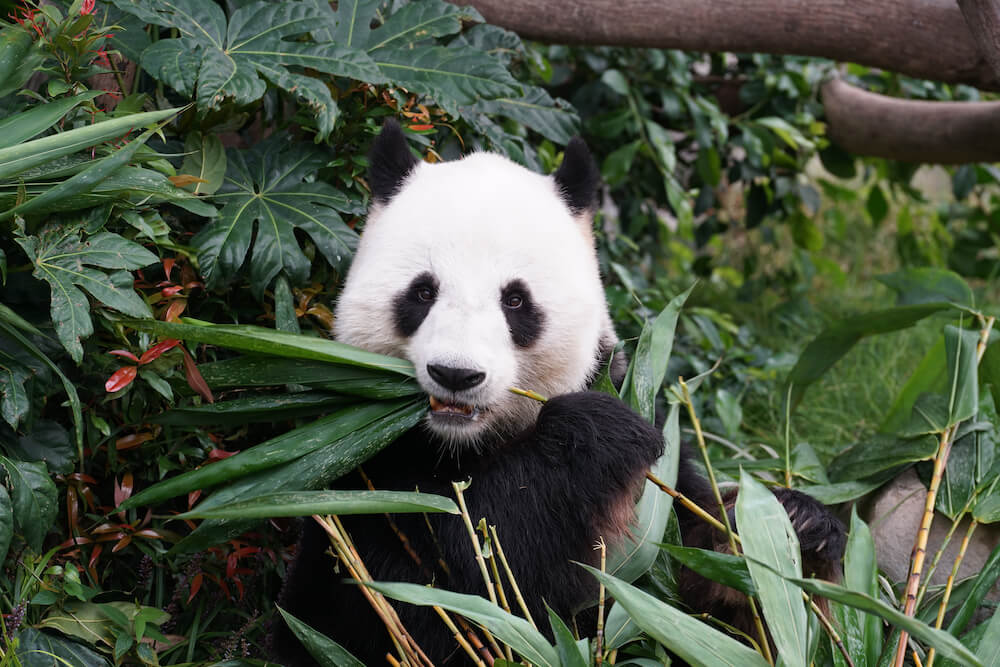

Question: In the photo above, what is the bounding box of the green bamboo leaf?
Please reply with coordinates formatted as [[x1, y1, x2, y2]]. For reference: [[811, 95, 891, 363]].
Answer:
[[780, 575, 982, 666], [832, 508, 881, 667], [828, 433, 937, 482], [735, 472, 807, 667], [606, 403, 678, 582], [947, 541, 1000, 635], [365, 582, 559, 667], [1, 127, 162, 221], [372, 45, 520, 110], [119, 399, 412, 511], [0, 107, 178, 181], [977, 607, 1000, 667], [622, 283, 694, 423], [944, 325, 980, 427], [172, 399, 425, 553], [193, 135, 357, 296], [124, 319, 415, 376], [151, 393, 355, 426], [787, 302, 958, 408], [583, 566, 770, 667], [366, 0, 482, 50], [277, 607, 364, 667], [602, 601, 641, 650], [0, 92, 101, 150], [658, 544, 755, 595], [547, 605, 589, 667], [196, 356, 419, 398], [0, 457, 57, 552], [179, 489, 458, 519], [16, 227, 155, 363], [882, 335, 947, 433]]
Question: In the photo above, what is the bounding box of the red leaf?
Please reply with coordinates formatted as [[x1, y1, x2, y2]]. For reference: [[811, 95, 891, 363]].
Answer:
[[66, 486, 79, 532], [138, 339, 181, 365], [116, 432, 153, 450], [207, 448, 236, 462], [88, 544, 103, 570], [164, 298, 187, 322], [108, 349, 140, 362], [187, 489, 202, 509], [181, 347, 214, 403], [112, 535, 132, 552], [409, 124, 434, 131], [134, 529, 164, 540], [105, 366, 137, 392], [114, 472, 134, 507], [188, 573, 203, 604], [162, 257, 176, 279], [58, 536, 94, 548], [160, 285, 184, 297]]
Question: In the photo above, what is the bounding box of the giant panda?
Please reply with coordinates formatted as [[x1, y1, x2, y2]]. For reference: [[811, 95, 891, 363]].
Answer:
[[273, 121, 845, 665]]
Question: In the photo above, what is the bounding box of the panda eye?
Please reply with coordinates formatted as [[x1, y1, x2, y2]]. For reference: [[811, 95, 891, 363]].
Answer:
[[414, 285, 435, 303], [503, 292, 524, 309]]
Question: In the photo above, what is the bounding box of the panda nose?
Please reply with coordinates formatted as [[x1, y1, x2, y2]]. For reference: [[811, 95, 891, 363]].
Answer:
[[426, 364, 486, 392]]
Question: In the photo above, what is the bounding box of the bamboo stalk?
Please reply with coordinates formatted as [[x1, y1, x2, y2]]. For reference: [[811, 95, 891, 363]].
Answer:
[[926, 519, 978, 667], [434, 606, 487, 667], [595, 537, 607, 666], [478, 522, 513, 662], [808, 597, 855, 667], [680, 378, 773, 666], [490, 524, 537, 629]]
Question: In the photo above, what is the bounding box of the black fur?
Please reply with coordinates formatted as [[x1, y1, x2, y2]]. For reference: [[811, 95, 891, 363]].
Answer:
[[273, 391, 664, 665], [369, 120, 419, 203], [553, 137, 600, 214], [501, 279, 545, 347], [392, 272, 438, 337]]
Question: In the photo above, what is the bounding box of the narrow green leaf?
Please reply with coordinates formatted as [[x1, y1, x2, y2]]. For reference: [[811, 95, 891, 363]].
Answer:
[[977, 607, 1000, 667], [981, 339, 1000, 416], [120, 399, 413, 511], [787, 302, 957, 407], [947, 541, 1000, 635], [829, 433, 937, 482], [0, 108, 178, 181], [944, 325, 981, 427], [548, 605, 589, 667], [623, 283, 694, 423], [877, 268, 974, 308], [659, 543, 754, 595], [366, 582, 559, 667], [0, 92, 102, 150], [882, 335, 947, 433], [171, 399, 425, 552], [277, 607, 364, 667], [735, 472, 807, 667], [179, 489, 458, 519], [124, 319, 414, 376], [274, 275, 301, 334], [833, 508, 881, 667], [151, 393, 354, 426], [583, 566, 770, 667], [784, 575, 982, 666]]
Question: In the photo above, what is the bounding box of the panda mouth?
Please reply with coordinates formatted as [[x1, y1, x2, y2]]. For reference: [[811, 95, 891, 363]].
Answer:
[[428, 395, 480, 419]]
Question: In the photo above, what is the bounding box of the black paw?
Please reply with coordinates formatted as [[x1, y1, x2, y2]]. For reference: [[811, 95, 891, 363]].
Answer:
[[774, 488, 846, 578]]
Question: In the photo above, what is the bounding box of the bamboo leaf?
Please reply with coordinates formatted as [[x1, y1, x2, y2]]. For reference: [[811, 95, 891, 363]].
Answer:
[[180, 489, 457, 520], [150, 393, 355, 426], [583, 566, 769, 667], [658, 544, 755, 595], [735, 472, 808, 667], [277, 607, 364, 667], [365, 582, 559, 667]]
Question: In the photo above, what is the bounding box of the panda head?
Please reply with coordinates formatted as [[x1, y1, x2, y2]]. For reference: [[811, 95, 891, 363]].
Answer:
[[335, 121, 617, 450]]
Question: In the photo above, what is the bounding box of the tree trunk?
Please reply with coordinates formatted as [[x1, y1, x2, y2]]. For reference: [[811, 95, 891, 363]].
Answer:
[[451, 0, 998, 90]]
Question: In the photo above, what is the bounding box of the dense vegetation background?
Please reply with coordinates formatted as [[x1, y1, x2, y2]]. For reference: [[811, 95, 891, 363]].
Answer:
[[0, 0, 999, 665]]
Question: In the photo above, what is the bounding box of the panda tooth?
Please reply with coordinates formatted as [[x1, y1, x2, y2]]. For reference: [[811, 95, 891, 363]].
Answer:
[[429, 395, 443, 410]]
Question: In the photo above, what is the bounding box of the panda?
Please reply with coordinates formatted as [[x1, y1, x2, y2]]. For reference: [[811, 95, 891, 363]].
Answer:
[[272, 121, 845, 665]]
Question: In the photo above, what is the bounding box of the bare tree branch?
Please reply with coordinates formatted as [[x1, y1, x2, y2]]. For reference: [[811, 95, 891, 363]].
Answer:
[[821, 78, 1000, 163], [958, 0, 1000, 81], [451, 0, 999, 90]]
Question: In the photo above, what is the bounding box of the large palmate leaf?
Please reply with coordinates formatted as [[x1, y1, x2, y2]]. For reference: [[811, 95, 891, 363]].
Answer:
[[192, 136, 358, 297], [115, 0, 382, 139], [15, 226, 156, 362]]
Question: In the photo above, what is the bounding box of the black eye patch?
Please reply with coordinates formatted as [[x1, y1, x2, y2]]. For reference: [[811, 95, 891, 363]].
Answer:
[[393, 272, 438, 337], [501, 279, 544, 347]]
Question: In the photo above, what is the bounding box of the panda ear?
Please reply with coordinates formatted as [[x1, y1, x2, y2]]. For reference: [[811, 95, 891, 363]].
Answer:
[[553, 137, 600, 215], [369, 120, 419, 204]]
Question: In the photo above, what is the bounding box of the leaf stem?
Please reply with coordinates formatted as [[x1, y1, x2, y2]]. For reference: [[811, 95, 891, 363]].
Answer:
[[508, 386, 548, 402]]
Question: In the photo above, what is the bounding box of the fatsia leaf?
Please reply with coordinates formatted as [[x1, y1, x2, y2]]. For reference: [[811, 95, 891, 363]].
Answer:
[[471, 87, 579, 145], [179, 131, 226, 195], [15, 226, 155, 363], [14, 628, 108, 667], [366, 0, 482, 50], [193, 136, 358, 297], [122, 0, 383, 139]]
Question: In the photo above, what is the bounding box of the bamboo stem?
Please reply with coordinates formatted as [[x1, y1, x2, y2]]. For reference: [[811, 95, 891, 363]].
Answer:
[[478, 522, 513, 662], [434, 606, 487, 667], [490, 525, 537, 629], [595, 537, 607, 666], [808, 596, 855, 667], [926, 519, 978, 667]]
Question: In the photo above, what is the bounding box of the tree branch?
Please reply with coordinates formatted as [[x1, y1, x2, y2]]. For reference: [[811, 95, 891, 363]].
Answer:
[[451, 0, 999, 90], [958, 0, 1000, 81], [821, 78, 1000, 163]]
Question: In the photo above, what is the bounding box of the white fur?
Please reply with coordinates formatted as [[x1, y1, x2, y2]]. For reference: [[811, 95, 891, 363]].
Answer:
[[335, 152, 616, 447]]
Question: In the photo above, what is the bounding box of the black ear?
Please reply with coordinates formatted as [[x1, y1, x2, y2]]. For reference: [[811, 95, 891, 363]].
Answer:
[[369, 119, 419, 204], [553, 137, 600, 214]]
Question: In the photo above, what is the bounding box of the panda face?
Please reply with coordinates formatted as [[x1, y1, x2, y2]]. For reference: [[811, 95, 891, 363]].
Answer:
[[334, 125, 615, 450]]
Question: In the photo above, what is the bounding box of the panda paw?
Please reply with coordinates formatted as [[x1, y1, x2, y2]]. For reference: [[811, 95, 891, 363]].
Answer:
[[535, 391, 665, 466], [773, 488, 846, 578]]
